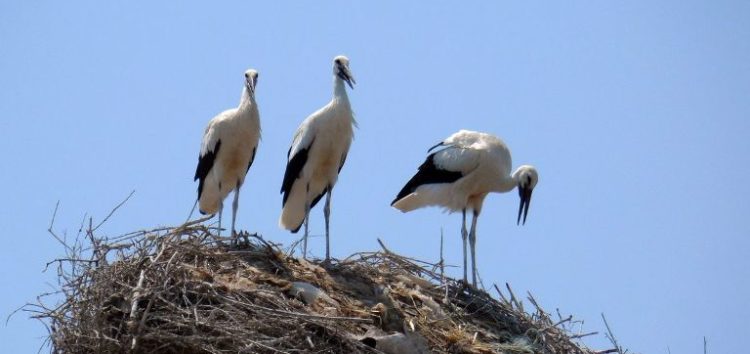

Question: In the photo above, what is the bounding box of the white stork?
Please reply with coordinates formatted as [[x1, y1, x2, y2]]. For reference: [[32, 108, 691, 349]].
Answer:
[[279, 55, 356, 261], [391, 130, 538, 286], [194, 69, 261, 240]]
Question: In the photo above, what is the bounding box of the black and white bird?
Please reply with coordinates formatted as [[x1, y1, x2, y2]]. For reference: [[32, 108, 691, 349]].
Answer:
[[279, 55, 356, 261], [194, 69, 261, 240], [391, 130, 538, 286]]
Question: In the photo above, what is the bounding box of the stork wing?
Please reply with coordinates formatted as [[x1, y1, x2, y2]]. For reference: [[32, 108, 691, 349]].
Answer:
[[280, 124, 316, 206], [428, 130, 489, 152], [194, 120, 223, 199], [392, 145, 481, 205], [246, 147, 257, 173], [338, 151, 348, 173], [431, 145, 482, 174]]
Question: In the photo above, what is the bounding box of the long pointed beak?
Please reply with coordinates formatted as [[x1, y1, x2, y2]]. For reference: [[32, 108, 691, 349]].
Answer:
[[517, 186, 533, 225], [344, 68, 356, 89], [246, 77, 256, 96], [338, 66, 356, 89]]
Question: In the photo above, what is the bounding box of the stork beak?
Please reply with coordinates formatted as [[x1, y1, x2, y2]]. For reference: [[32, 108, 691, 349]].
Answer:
[[516, 185, 533, 225], [338, 65, 356, 89], [245, 76, 256, 96]]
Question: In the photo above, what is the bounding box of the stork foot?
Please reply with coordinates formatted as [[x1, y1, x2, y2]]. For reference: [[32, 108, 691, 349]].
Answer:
[[319, 257, 334, 268], [229, 230, 238, 248], [459, 279, 477, 292]]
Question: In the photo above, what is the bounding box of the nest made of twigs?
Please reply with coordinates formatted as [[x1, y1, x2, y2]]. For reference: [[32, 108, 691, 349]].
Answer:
[[27, 220, 599, 354]]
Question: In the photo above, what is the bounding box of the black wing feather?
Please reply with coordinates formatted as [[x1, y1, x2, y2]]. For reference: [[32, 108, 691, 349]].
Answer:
[[280, 140, 314, 206], [310, 187, 327, 210], [338, 152, 348, 173], [288, 186, 328, 234], [427, 141, 445, 152], [246, 146, 257, 173], [290, 221, 303, 233], [195, 139, 221, 200], [391, 153, 464, 205]]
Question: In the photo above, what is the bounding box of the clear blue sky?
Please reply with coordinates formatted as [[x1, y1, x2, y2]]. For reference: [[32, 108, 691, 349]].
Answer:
[[2, 1, 748, 353]]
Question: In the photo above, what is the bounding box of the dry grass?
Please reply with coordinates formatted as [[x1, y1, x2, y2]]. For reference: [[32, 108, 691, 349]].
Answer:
[[25, 217, 612, 354]]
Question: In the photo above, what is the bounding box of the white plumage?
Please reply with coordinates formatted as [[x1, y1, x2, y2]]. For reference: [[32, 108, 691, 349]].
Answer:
[[280, 55, 356, 261], [391, 130, 538, 286], [194, 69, 261, 239]]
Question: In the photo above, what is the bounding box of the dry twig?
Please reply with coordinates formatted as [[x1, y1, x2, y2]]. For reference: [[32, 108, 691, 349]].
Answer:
[[26, 216, 622, 354]]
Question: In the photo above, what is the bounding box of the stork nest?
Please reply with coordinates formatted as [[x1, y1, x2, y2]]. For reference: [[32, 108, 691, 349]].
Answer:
[[27, 218, 606, 354]]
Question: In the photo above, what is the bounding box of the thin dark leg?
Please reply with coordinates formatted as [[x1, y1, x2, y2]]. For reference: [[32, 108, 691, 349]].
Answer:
[[469, 211, 479, 287], [323, 186, 332, 261], [303, 183, 310, 259], [217, 202, 223, 237], [461, 209, 468, 284], [231, 184, 240, 242], [186, 199, 198, 223]]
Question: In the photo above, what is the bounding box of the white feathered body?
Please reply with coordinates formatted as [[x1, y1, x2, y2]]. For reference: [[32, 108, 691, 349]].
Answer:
[[198, 93, 260, 214], [279, 96, 354, 230], [393, 130, 515, 213]]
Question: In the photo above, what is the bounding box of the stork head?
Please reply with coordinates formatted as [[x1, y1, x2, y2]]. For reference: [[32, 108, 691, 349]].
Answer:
[[513, 165, 538, 225], [333, 55, 355, 89], [244, 69, 259, 97]]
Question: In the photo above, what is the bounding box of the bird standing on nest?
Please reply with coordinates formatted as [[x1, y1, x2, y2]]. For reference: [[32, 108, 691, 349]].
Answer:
[[279, 55, 356, 261], [391, 130, 539, 286], [194, 69, 261, 242]]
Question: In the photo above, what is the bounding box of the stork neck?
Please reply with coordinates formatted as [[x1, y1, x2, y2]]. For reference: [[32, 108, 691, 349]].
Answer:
[[496, 167, 529, 193], [333, 78, 349, 101], [239, 87, 255, 108], [494, 177, 517, 193], [490, 170, 519, 193]]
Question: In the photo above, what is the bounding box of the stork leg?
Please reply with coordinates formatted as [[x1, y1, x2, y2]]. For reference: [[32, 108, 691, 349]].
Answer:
[[469, 211, 479, 287], [461, 209, 468, 284], [186, 198, 198, 224], [231, 183, 240, 244], [303, 183, 311, 259], [323, 186, 333, 262], [217, 202, 223, 237]]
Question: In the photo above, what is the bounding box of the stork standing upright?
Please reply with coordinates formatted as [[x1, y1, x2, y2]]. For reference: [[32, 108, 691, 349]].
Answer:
[[279, 55, 356, 261], [194, 69, 261, 240], [391, 130, 538, 287]]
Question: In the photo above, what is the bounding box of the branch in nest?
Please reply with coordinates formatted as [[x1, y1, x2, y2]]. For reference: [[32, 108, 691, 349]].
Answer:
[[92, 190, 135, 232]]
